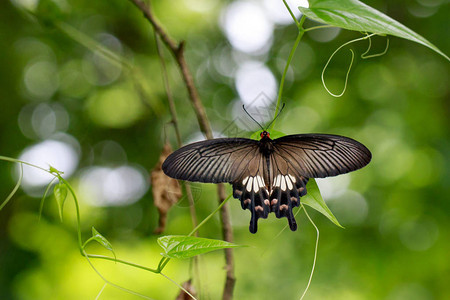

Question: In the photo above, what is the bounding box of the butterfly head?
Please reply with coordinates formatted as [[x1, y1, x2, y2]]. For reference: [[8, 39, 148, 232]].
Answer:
[[260, 130, 270, 139]]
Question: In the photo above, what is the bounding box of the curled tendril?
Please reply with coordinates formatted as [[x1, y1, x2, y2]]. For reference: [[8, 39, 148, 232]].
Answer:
[[299, 204, 320, 300], [0, 162, 23, 211], [361, 33, 390, 59], [322, 33, 383, 98]]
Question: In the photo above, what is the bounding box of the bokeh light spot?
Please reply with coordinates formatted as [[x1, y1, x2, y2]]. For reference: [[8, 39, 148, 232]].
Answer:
[[17, 139, 79, 189], [221, 1, 273, 53], [24, 60, 59, 100], [262, 0, 302, 24], [326, 190, 369, 226], [82, 34, 123, 86], [79, 166, 148, 206], [87, 85, 143, 128], [235, 61, 277, 106], [399, 219, 439, 251]]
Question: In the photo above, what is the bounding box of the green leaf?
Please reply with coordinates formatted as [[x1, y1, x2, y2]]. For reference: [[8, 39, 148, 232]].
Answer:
[[299, 0, 449, 61], [302, 178, 343, 228], [91, 227, 114, 252], [54, 182, 68, 222], [157, 235, 244, 259], [49, 165, 64, 175]]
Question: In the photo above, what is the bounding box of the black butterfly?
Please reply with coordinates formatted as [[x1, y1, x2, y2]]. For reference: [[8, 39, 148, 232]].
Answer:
[[162, 129, 371, 233]]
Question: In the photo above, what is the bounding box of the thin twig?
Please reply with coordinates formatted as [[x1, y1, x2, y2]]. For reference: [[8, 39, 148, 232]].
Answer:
[[218, 184, 235, 300], [128, 1, 235, 298], [154, 29, 202, 293], [154, 32, 198, 230], [128, 0, 212, 138]]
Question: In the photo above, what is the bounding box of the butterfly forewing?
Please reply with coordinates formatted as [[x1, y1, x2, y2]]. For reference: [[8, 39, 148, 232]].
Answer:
[[162, 138, 259, 183], [273, 134, 371, 178]]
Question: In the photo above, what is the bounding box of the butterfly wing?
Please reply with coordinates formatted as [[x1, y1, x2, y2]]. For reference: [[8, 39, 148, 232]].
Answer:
[[162, 138, 259, 183], [162, 134, 371, 234], [162, 138, 271, 233], [266, 134, 371, 230], [273, 134, 372, 178]]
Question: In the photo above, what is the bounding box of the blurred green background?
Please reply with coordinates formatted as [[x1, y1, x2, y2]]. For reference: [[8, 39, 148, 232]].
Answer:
[[0, 0, 449, 299]]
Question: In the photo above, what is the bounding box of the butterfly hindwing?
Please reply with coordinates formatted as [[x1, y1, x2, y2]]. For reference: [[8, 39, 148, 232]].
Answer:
[[232, 153, 270, 233]]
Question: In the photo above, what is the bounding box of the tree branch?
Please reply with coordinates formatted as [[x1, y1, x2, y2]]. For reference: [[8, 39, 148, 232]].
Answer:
[[128, 1, 235, 299], [128, 0, 212, 138]]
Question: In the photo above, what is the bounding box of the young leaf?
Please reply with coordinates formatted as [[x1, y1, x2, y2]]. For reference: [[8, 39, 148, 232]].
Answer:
[[54, 181, 68, 222], [91, 227, 114, 252], [158, 235, 244, 259], [299, 0, 449, 61], [302, 178, 343, 228]]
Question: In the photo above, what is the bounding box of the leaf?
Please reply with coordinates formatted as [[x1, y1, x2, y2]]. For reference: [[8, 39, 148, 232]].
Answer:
[[302, 178, 343, 228], [54, 181, 68, 222], [151, 143, 182, 234], [299, 0, 449, 61], [91, 227, 116, 259], [157, 235, 244, 259]]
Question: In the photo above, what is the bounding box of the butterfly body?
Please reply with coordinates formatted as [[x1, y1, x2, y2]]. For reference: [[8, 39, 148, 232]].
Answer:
[[162, 131, 371, 233]]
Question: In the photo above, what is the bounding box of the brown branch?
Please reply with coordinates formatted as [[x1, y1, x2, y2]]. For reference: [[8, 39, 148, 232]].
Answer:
[[218, 184, 236, 300], [129, 0, 212, 139], [154, 32, 198, 232], [128, 0, 235, 299]]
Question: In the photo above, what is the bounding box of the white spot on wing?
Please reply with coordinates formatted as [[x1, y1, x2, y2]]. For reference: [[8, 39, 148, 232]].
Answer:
[[257, 176, 263, 187], [242, 176, 249, 185], [246, 177, 253, 192], [280, 176, 286, 191], [253, 177, 259, 192], [286, 175, 293, 190], [288, 174, 296, 183]]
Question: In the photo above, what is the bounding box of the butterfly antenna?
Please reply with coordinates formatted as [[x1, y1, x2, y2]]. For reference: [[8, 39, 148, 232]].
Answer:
[[266, 103, 286, 129], [242, 105, 264, 131]]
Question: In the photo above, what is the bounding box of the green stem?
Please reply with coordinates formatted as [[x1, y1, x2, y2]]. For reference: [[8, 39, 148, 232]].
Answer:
[[155, 193, 233, 272], [39, 177, 57, 221], [0, 162, 22, 211], [188, 194, 232, 237], [55, 21, 133, 70], [0, 156, 50, 173], [282, 0, 300, 27], [59, 177, 84, 253], [271, 15, 306, 129], [86, 254, 159, 273], [299, 204, 319, 300], [304, 25, 335, 32]]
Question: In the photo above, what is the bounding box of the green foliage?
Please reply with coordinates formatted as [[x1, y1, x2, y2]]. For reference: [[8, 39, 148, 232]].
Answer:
[[90, 227, 116, 258], [302, 178, 343, 228], [299, 0, 449, 60], [0, 0, 448, 299], [158, 235, 244, 259]]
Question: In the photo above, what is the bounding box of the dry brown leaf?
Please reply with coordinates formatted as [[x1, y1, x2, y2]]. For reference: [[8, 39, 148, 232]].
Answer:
[[151, 143, 182, 234], [175, 279, 197, 300]]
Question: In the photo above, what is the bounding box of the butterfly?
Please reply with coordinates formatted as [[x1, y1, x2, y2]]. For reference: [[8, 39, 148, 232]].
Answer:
[[162, 129, 371, 233]]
